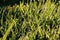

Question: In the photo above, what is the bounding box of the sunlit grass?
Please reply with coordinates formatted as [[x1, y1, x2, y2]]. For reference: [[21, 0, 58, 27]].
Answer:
[[0, 0, 60, 40]]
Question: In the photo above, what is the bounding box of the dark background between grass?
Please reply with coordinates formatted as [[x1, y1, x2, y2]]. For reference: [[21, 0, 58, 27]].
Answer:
[[0, 0, 59, 6]]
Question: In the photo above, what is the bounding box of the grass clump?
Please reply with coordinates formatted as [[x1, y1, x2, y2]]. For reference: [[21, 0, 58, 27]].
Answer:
[[0, 0, 60, 40]]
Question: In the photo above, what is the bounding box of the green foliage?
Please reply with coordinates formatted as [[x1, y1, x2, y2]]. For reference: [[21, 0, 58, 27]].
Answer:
[[0, 0, 60, 40]]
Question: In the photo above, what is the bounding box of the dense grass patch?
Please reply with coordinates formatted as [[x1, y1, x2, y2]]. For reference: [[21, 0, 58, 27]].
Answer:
[[0, 0, 60, 40]]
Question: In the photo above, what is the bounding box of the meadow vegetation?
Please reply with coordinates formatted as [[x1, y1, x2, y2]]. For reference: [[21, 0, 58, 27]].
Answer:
[[0, 0, 60, 40]]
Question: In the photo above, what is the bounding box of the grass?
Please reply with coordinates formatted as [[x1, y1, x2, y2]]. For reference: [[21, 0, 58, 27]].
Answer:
[[0, 0, 60, 40]]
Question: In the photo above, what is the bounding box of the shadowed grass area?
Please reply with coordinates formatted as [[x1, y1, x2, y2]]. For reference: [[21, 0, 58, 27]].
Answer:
[[0, 0, 59, 6]]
